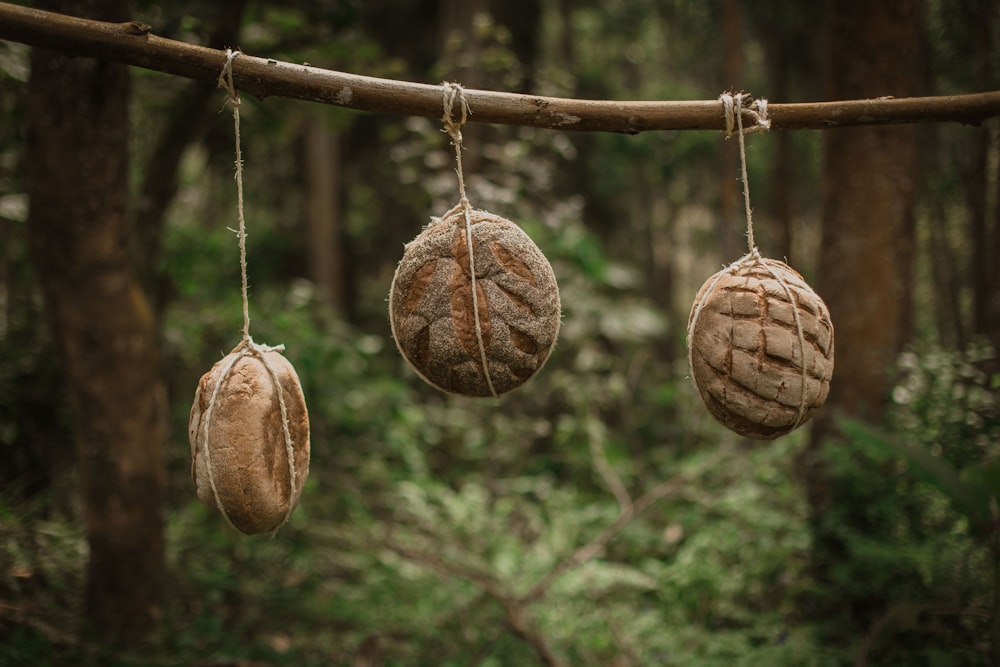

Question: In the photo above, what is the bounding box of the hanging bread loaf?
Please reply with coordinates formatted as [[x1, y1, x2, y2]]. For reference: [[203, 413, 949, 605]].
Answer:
[[687, 255, 834, 439], [189, 343, 310, 534], [389, 209, 561, 397]]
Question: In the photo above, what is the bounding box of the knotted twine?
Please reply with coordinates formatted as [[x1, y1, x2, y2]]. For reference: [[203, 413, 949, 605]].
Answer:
[[196, 49, 300, 534], [687, 91, 818, 436], [439, 82, 498, 398]]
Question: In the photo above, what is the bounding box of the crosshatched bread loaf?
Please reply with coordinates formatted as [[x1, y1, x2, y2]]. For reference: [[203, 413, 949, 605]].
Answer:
[[687, 256, 834, 440], [389, 209, 561, 397], [189, 346, 310, 534]]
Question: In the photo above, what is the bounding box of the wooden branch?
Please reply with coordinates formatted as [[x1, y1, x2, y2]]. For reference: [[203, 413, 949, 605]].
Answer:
[[518, 448, 729, 606], [2, 2, 998, 133], [518, 469, 690, 605], [382, 539, 566, 667]]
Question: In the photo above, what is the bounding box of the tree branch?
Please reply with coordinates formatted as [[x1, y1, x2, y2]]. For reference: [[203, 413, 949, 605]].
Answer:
[[1, 2, 998, 133], [518, 467, 694, 605], [381, 538, 566, 667]]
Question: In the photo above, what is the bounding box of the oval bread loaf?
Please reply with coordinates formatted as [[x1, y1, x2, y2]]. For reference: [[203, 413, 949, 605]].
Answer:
[[189, 346, 310, 534]]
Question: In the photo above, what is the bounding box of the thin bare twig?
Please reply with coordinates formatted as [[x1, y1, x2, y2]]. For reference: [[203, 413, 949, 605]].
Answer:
[[603, 609, 644, 666], [587, 410, 633, 514], [382, 538, 566, 667], [519, 466, 696, 605], [381, 538, 506, 601]]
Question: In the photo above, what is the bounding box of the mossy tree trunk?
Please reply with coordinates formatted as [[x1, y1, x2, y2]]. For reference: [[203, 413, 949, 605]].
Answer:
[[26, 0, 166, 648]]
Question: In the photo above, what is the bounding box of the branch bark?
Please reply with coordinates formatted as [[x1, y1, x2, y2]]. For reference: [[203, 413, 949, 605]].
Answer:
[[2, 1, 998, 133]]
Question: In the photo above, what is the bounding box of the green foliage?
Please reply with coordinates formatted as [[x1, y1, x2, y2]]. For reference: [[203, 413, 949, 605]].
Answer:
[[805, 343, 999, 665], [890, 342, 1000, 470]]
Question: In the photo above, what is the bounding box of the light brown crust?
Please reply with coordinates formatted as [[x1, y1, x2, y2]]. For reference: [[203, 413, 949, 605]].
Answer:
[[189, 348, 310, 534], [389, 210, 561, 396], [687, 257, 834, 439]]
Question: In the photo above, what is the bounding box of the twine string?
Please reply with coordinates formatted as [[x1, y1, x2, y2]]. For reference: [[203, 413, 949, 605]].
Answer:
[[441, 82, 471, 209], [218, 48, 251, 343], [756, 262, 811, 431], [199, 341, 246, 533], [720, 92, 770, 256], [734, 93, 756, 253], [700, 94, 808, 433], [250, 343, 299, 535], [441, 82, 497, 398], [201, 53, 299, 534]]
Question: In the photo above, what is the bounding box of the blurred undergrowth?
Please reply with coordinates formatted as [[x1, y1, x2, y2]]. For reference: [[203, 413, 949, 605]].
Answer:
[[6, 186, 996, 663]]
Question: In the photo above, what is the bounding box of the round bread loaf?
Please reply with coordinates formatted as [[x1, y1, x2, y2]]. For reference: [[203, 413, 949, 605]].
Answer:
[[389, 209, 561, 397], [687, 255, 834, 439]]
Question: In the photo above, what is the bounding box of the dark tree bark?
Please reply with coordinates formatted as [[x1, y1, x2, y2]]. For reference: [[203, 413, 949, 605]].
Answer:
[[302, 114, 347, 310], [26, 0, 166, 648], [762, 14, 794, 263], [965, 0, 1000, 367], [803, 0, 922, 643], [816, 0, 921, 422], [492, 0, 542, 93]]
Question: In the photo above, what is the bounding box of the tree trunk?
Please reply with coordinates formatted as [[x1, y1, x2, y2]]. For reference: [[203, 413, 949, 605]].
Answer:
[[816, 0, 921, 423], [303, 114, 347, 310], [491, 0, 541, 93], [966, 0, 1000, 367], [803, 0, 921, 639], [763, 19, 794, 263], [26, 0, 166, 648]]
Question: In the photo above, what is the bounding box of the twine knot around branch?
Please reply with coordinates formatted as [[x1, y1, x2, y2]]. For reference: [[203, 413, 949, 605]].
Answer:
[[217, 48, 242, 107], [441, 81, 471, 142], [720, 91, 770, 137], [440, 81, 473, 214], [719, 91, 770, 253]]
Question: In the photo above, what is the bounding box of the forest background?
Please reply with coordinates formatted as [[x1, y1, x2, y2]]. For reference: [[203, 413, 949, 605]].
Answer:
[[1, 0, 999, 665]]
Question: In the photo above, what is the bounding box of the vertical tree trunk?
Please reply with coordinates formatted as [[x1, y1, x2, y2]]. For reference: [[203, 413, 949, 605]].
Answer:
[[764, 24, 794, 263], [816, 0, 920, 422], [491, 0, 542, 93], [26, 0, 166, 648], [303, 114, 347, 310], [966, 0, 1000, 366], [803, 0, 922, 640]]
